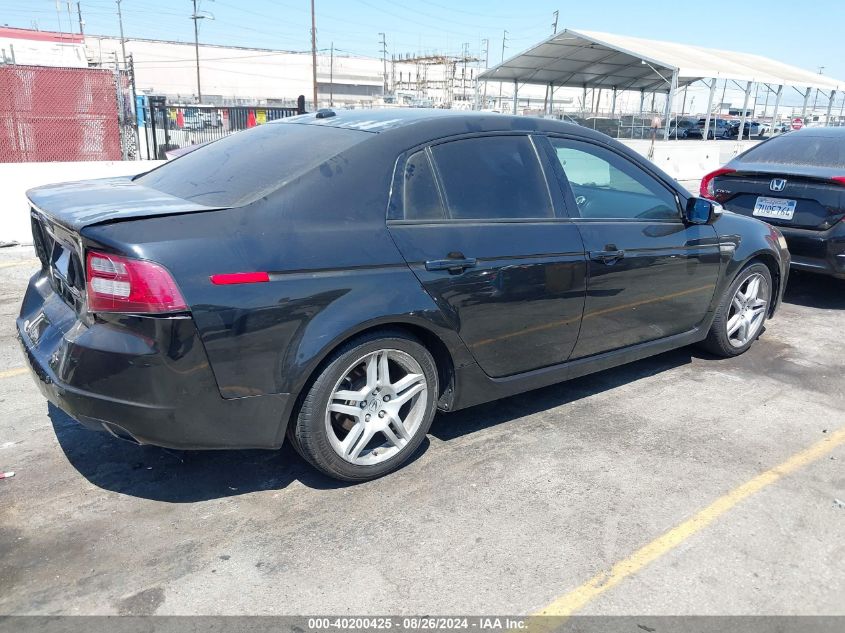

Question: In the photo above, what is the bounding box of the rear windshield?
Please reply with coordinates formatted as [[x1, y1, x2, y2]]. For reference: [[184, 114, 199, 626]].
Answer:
[[740, 133, 845, 168], [136, 122, 370, 207]]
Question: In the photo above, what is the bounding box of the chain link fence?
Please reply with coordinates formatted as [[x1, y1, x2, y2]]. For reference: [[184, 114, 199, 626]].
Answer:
[[0, 64, 136, 162]]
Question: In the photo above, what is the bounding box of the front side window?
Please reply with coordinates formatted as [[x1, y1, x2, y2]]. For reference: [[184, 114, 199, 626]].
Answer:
[[430, 135, 554, 220], [548, 138, 679, 220]]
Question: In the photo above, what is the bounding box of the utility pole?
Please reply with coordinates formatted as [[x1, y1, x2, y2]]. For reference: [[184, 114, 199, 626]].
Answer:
[[65, 1, 74, 34], [543, 12, 559, 112], [76, 2, 85, 35], [329, 42, 334, 107], [379, 32, 388, 97], [310, 0, 318, 109], [498, 30, 507, 107], [481, 38, 489, 109], [462, 42, 469, 100], [115, 0, 127, 64], [190, 0, 203, 102], [811, 66, 825, 114]]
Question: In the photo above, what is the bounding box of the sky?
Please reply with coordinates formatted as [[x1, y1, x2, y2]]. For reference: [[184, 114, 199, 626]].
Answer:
[[3, 0, 844, 109], [3, 0, 843, 77]]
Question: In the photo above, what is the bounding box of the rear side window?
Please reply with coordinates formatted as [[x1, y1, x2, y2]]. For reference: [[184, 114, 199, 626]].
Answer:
[[402, 150, 446, 220], [740, 133, 845, 168], [430, 136, 553, 220], [136, 122, 369, 207]]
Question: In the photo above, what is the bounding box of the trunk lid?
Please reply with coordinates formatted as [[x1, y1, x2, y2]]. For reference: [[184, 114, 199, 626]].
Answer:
[[27, 176, 224, 232], [27, 176, 223, 317], [714, 163, 844, 231]]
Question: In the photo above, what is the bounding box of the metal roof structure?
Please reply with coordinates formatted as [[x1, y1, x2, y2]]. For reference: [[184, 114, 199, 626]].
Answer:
[[479, 29, 843, 92], [478, 29, 843, 140]]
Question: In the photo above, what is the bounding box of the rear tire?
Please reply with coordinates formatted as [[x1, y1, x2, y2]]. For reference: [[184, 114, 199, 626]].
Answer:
[[292, 330, 438, 482], [700, 263, 772, 357]]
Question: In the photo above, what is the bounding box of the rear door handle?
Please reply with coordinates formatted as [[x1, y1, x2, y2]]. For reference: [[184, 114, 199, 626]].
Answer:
[[425, 257, 478, 274], [590, 249, 625, 265]]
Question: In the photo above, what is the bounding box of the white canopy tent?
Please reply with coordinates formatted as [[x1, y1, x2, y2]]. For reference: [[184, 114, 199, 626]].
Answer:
[[478, 29, 844, 140]]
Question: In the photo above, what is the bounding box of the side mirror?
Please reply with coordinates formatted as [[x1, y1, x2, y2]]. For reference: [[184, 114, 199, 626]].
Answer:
[[684, 197, 722, 224]]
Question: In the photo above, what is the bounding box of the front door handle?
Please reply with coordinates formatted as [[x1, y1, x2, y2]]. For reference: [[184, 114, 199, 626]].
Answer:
[[425, 256, 478, 274], [590, 249, 625, 265]]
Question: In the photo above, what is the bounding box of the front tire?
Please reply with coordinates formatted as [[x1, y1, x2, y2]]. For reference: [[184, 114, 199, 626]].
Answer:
[[700, 263, 772, 357], [292, 330, 439, 481]]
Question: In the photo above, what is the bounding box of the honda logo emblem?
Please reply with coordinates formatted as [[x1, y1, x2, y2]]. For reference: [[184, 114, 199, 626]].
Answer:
[[770, 178, 787, 192]]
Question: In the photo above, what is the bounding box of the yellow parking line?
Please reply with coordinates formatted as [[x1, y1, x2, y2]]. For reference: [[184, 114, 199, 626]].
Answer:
[[0, 260, 38, 270], [0, 367, 28, 379], [535, 425, 845, 617]]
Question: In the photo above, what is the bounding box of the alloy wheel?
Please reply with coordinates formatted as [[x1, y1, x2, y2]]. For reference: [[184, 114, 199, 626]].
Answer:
[[325, 349, 428, 465], [726, 273, 769, 348]]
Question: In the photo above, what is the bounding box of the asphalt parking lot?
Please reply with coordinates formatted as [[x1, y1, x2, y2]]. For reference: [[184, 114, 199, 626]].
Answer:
[[1, 243, 843, 616]]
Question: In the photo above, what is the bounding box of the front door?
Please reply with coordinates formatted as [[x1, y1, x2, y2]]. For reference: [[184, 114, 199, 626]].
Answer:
[[542, 136, 722, 359], [387, 134, 587, 378]]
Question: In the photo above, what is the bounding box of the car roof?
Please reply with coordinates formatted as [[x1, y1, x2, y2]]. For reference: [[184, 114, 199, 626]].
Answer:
[[276, 108, 490, 133], [272, 107, 617, 147]]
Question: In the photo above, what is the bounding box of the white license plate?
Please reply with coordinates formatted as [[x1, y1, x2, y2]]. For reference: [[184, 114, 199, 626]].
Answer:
[[753, 196, 796, 220]]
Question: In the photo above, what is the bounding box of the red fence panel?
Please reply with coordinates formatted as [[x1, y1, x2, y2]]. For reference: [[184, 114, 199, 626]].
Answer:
[[0, 65, 122, 162]]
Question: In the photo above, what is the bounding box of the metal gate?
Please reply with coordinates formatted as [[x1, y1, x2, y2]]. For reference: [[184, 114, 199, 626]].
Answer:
[[139, 98, 305, 160]]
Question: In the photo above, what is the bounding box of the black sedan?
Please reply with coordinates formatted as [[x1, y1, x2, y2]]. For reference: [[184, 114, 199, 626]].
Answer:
[[701, 127, 845, 278], [18, 110, 789, 481]]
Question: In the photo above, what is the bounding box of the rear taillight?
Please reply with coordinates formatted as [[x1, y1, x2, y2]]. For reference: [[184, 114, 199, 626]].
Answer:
[[700, 168, 736, 200], [831, 176, 845, 186], [85, 251, 187, 314]]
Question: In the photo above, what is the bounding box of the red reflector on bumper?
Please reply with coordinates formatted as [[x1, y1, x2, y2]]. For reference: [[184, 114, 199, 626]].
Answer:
[[210, 272, 270, 285]]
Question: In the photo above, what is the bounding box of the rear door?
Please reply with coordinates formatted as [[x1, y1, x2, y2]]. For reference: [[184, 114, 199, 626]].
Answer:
[[386, 134, 587, 378], [541, 136, 721, 359]]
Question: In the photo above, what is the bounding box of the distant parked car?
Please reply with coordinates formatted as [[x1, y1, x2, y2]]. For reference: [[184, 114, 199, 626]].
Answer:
[[182, 112, 205, 130], [617, 115, 653, 139], [701, 127, 845, 278], [200, 110, 223, 128], [697, 118, 733, 139], [583, 117, 621, 137], [729, 120, 762, 139], [667, 118, 699, 138]]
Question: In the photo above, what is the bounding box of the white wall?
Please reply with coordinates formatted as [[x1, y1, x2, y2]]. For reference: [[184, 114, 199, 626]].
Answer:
[[1, 161, 164, 245], [623, 139, 760, 180]]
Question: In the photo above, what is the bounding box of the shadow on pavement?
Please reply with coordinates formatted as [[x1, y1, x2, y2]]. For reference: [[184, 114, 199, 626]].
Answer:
[[782, 270, 845, 310], [430, 346, 693, 441], [51, 346, 695, 503], [48, 403, 354, 502]]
